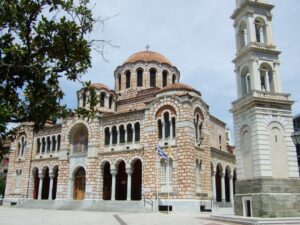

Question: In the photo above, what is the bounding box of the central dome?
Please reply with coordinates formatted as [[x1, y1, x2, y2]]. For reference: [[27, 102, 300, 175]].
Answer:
[[123, 51, 172, 65]]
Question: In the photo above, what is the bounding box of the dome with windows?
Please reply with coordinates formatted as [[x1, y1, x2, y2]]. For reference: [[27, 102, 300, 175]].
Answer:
[[123, 51, 173, 65]]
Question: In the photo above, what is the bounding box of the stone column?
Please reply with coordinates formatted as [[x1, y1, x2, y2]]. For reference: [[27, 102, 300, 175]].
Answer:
[[162, 121, 165, 142], [230, 175, 234, 207], [133, 127, 135, 144], [126, 168, 132, 201], [221, 173, 226, 202], [111, 169, 117, 201], [211, 171, 216, 202], [170, 119, 173, 140], [265, 73, 270, 92], [117, 128, 120, 145], [38, 173, 44, 200], [109, 128, 113, 146], [48, 172, 54, 200]]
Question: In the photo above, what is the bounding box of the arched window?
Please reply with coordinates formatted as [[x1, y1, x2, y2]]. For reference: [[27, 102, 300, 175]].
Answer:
[[104, 127, 110, 146], [172, 74, 176, 84], [100, 92, 106, 107], [150, 68, 156, 87], [194, 112, 203, 144], [119, 125, 125, 144], [127, 124, 133, 143], [57, 135, 61, 151], [118, 73, 122, 91], [241, 67, 251, 96], [42, 137, 46, 153], [82, 92, 87, 107], [164, 112, 170, 138], [255, 18, 267, 44], [162, 70, 168, 87], [260, 63, 274, 92], [239, 22, 248, 48], [241, 127, 253, 179], [137, 69, 143, 87], [109, 95, 113, 109], [112, 126, 118, 145], [125, 70, 131, 89], [134, 122, 140, 142], [47, 136, 51, 153], [52, 136, 56, 152], [72, 125, 88, 154], [158, 120, 162, 139], [36, 138, 41, 154], [172, 117, 176, 138]]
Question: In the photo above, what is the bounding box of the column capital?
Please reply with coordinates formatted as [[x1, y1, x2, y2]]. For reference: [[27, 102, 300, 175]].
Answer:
[[126, 168, 132, 175], [110, 169, 117, 176], [211, 170, 216, 176], [49, 173, 54, 179], [220, 172, 225, 178], [38, 173, 44, 179]]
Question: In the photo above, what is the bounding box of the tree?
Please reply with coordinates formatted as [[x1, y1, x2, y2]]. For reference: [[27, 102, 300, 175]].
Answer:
[[0, 0, 101, 152]]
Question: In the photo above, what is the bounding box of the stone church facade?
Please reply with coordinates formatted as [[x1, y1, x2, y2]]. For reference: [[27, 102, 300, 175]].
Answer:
[[4, 51, 236, 212]]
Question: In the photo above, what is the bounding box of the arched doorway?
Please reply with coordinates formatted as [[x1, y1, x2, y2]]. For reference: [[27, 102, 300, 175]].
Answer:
[[32, 168, 39, 200], [52, 166, 59, 200], [42, 167, 50, 200], [215, 164, 222, 202], [233, 168, 237, 195], [225, 166, 231, 202], [103, 162, 112, 200], [116, 161, 127, 200], [131, 159, 142, 200], [73, 167, 86, 200]]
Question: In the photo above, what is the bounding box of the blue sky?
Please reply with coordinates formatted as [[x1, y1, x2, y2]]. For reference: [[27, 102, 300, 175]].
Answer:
[[61, 0, 300, 135]]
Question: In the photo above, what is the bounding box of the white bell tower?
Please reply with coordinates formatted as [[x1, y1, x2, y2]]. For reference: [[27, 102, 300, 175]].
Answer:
[[231, 0, 300, 217]]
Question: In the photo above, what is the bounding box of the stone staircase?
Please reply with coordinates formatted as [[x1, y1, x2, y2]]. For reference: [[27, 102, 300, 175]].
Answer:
[[14, 200, 153, 213]]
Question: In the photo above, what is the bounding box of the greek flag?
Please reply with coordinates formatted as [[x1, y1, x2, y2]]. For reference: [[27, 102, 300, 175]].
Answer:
[[157, 143, 168, 160]]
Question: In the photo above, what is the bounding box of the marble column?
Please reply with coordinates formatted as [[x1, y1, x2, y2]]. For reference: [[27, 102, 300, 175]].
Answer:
[[211, 171, 216, 201], [126, 168, 132, 201], [162, 121, 165, 142], [48, 172, 54, 200], [109, 128, 113, 146], [221, 173, 226, 202], [38, 173, 44, 200], [111, 169, 117, 201], [230, 175, 235, 207]]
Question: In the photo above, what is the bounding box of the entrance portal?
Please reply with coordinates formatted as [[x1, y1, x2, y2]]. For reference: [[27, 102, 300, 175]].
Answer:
[[131, 159, 142, 200], [73, 167, 86, 200], [103, 162, 112, 200], [116, 161, 127, 200]]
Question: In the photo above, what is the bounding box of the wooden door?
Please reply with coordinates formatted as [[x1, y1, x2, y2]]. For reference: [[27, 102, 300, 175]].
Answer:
[[73, 168, 86, 200]]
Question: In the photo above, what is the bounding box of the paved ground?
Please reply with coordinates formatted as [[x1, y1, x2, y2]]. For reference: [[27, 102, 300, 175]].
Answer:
[[0, 207, 238, 225]]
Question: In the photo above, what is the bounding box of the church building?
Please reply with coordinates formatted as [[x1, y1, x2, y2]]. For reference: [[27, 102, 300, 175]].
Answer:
[[4, 50, 236, 212]]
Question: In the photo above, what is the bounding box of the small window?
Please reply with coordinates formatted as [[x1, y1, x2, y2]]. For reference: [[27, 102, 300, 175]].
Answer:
[[162, 70, 168, 87], [57, 135, 61, 151], [112, 126, 118, 145], [82, 92, 87, 107], [172, 74, 176, 84], [118, 74, 122, 91], [125, 71, 131, 89], [137, 69, 143, 87], [52, 136, 56, 152], [37, 138, 41, 154], [119, 125, 125, 144], [100, 92, 106, 107], [158, 120, 162, 139], [127, 124, 133, 143], [109, 95, 113, 109], [150, 68, 156, 87], [134, 123, 140, 142], [104, 127, 110, 145]]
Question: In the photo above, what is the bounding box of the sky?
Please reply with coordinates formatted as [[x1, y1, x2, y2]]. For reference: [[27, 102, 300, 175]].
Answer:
[[61, 0, 300, 138]]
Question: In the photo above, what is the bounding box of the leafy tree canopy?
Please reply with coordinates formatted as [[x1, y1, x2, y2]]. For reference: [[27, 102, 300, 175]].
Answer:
[[0, 0, 102, 154]]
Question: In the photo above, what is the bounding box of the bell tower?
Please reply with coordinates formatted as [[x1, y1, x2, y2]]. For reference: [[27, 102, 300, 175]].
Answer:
[[231, 0, 300, 217]]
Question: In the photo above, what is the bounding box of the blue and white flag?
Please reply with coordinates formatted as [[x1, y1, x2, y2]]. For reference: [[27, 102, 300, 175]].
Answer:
[[157, 143, 168, 160]]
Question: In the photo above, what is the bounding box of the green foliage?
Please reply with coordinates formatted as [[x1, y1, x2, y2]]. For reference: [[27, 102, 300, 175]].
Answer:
[[0, 0, 97, 150]]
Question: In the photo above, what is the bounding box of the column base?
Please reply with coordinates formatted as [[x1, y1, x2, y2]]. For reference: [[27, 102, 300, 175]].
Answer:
[[234, 178, 300, 217]]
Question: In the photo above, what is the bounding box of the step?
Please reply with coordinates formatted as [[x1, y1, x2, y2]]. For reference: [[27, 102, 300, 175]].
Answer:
[[15, 200, 153, 213]]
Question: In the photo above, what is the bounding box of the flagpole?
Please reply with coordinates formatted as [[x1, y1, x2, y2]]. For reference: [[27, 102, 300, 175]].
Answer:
[[167, 157, 169, 214], [156, 159, 159, 213]]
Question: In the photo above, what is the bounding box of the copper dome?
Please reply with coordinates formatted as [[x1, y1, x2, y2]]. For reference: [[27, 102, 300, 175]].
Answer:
[[123, 51, 172, 65]]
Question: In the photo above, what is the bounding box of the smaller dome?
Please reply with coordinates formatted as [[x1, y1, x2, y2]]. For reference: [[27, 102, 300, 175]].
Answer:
[[157, 83, 201, 96], [91, 83, 111, 92], [124, 51, 172, 65]]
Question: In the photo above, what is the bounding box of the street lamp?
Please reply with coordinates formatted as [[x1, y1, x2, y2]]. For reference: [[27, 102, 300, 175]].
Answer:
[[291, 130, 300, 145]]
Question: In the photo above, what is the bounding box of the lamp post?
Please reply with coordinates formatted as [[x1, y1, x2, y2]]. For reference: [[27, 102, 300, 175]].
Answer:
[[291, 129, 300, 176]]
